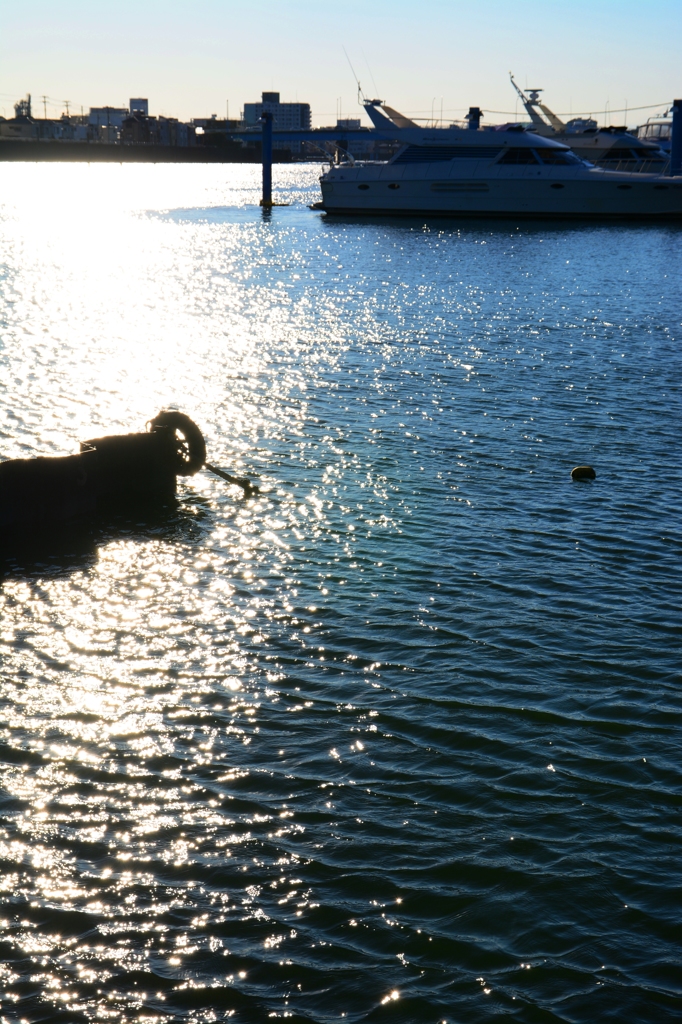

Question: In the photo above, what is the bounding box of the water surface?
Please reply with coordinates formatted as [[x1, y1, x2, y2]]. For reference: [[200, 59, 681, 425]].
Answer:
[[0, 163, 680, 1023]]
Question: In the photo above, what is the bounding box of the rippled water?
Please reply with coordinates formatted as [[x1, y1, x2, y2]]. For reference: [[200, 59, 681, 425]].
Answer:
[[0, 163, 681, 1023]]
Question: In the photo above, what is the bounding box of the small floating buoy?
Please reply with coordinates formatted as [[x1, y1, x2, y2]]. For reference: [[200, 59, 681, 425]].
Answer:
[[571, 465, 596, 481]]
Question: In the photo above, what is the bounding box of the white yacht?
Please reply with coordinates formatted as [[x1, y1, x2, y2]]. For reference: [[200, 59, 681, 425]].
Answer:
[[508, 77, 667, 172], [636, 112, 672, 155], [317, 101, 682, 218]]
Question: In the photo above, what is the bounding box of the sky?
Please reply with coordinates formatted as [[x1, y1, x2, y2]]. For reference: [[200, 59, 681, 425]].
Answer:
[[2, 0, 680, 127]]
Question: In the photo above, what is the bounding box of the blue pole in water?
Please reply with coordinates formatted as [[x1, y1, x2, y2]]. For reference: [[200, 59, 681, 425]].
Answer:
[[670, 99, 682, 177], [261, 111, 273, 206]]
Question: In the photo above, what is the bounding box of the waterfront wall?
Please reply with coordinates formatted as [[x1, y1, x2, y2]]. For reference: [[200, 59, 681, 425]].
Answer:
[[0, 141, 293, 163]]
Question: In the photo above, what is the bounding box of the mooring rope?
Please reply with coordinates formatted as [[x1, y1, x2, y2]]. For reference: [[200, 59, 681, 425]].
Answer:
[[205, 463, 258, 496]]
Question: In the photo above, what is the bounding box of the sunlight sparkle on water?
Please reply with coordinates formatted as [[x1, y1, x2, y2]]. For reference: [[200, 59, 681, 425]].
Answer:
[[0, 163, 681, 1023]]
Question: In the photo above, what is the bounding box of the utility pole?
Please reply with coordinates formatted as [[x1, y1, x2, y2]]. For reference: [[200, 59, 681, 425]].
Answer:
[[65, 100, 70, 117], [42, 95, 47, 120]]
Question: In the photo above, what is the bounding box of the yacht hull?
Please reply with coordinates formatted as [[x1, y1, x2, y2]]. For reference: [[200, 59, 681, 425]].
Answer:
[[320, 168, 682, 218], [320, 207, 682, 219]]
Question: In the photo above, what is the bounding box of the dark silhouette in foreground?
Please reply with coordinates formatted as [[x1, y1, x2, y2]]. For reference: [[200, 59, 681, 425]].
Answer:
[[0, 410, 256, 535]]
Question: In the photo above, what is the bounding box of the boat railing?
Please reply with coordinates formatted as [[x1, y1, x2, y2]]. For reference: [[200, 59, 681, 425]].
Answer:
[[603, 158, 670, 175]]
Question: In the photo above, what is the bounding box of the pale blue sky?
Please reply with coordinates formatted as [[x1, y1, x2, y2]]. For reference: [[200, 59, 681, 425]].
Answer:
[[2, 0, 679, 126]]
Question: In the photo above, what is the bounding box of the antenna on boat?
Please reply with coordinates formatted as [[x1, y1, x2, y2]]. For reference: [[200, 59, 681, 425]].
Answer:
[[509, 72, 553, 129], [343, 46, 366, 104], [509, 73, 527, 106], [361, 48, 380, 99]]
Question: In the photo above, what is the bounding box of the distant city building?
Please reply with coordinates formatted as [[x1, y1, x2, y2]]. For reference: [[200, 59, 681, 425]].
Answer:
[[0, 119, 36, 140], [0, 106, 90, 142], [0, 94, 35, 139], [193, 114, 218, 129], [157, 117, 191, 147], [121, 114, 154, 146], [89, 107, 129, 129], [64, 118, 90, 142], [243, 91, 311, 154], [193, 117, 244, 132], [121, 114, 193, 147], [0, 89, 316, 155], [333, 118, 373, 159], [243, 91, 311, 131]]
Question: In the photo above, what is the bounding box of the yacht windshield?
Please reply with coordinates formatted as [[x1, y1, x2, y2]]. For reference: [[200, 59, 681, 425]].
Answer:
[[643, 124, 670, 140], [536, 149, 582, 165], [497, 148, 540, 164], [605, 148, 637, 161], [395, 145, 502, 164]]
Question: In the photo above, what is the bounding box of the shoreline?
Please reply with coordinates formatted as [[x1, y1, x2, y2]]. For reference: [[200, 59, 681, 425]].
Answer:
[[0, 140, 294, 163]]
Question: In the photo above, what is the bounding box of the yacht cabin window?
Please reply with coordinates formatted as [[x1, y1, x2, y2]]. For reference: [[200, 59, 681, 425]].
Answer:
[[536, 150, 582, 165], [497, 148, 541, 164], [498, 148, 581, 166], [394, 145, 502, 164]]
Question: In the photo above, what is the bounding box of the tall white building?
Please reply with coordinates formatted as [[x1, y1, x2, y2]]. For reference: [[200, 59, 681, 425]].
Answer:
[[243, 92, 311, 157], [243, 92, 311, 132]]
